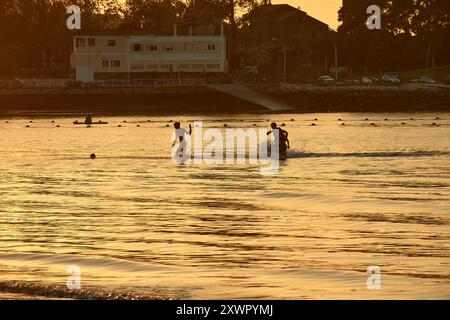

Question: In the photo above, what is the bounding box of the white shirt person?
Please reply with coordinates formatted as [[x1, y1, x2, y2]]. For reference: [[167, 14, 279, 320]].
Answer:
[[171, 122, 192, 158]]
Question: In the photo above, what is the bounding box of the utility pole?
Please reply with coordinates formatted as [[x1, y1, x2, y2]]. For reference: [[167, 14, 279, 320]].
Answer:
[[334, 44, 338, 81]]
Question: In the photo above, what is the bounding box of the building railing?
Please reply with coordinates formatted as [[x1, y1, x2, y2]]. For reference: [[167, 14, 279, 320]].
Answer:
[[0, 78, 207, 88]]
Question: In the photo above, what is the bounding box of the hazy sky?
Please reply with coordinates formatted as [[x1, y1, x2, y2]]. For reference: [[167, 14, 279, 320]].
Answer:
[[271, 0, 342, 30]]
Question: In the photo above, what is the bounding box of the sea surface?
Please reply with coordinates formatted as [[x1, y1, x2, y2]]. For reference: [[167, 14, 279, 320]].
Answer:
[[0, 113, 449, 299]]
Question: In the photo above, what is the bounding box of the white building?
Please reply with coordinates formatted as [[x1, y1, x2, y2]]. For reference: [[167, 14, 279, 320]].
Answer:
[[70, 25, 228, 82]]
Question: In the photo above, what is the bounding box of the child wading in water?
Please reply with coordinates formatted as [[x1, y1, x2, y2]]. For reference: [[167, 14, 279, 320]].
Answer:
[[171, 122, 192, 160]]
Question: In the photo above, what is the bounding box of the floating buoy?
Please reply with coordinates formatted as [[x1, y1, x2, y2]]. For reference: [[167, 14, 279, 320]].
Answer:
[[29, 120, 33, 123], [26, 125, 30, 128], [281, 123, 286, 126], [56, 125, 60, 128], [401, 122, 406, 125], [169, 120, 173, 123], [240, 119, 244, 122], [432, 122, 437, 125], [51, 120, 55, 123], [314, 118, 318, 121], [118, 124, 122, 127], [435, 117, 440, 120], [341, 123, 345, 126], [223, 124, 228, 127], [410, 118, 414, 120], [5, 121, 8, 123], [147, 120, 151, 122], [370, 123, 375, 126], [253, 123, 257, 126], [136, 124, 140, 127], [291, 118, 295, 121], [311, 123, 316, 126], [165, 124, 170, 127], [384, 118, 388, 121], [338, 118, 342, 121], [365, 118, 369, 121], [123, 120, 127, 123], [90, 153, 96, 159]]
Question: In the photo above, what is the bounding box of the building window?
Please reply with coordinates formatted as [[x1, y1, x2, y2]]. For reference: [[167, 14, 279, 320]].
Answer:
[[133, 43, 142, 51], [107, 40, 116, 47], [164, 44, 174, 52], [88, 38, 95, 47], [111, 60, 120, 68], [102, 60, 109, 68], [76, 38, 85, 47], [148, 44, 158, 51], [208, 43, 216, 51]]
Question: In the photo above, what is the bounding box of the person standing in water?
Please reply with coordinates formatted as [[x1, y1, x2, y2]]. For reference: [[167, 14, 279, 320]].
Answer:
[[267, 122, 290, 160], [172, 122, 192, 159], [85, 114, 93, 125]]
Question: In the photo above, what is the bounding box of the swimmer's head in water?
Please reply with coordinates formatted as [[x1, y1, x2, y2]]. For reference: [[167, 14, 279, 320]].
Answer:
[[271, 122, 277, 129], [174, 122, 181, 129]]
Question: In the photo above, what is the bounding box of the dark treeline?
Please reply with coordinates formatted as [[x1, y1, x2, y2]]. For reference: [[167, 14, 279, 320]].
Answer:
[[337, 0, 450, 74], [0, 0, 448, 78]]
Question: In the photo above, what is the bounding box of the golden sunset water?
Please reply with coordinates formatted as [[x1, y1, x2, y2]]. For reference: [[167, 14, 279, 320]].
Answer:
[[0, 113, 449, 299]]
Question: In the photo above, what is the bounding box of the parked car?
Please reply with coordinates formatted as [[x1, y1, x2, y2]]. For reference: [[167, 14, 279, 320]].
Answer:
[[419, 76, 436, 84], [317, 75, 335, 85], [411, 76, 436, 84], [361, 77, 373, 84], [443, 76, 450, 85], [239, 66, 258, 74], [382, 73, 401, 83]]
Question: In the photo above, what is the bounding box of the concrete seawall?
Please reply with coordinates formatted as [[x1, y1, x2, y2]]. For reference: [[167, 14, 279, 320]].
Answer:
[[1, 84, 449, 115]]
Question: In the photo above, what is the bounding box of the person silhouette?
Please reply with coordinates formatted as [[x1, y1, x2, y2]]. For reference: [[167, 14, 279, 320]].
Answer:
[[171, 122, 192, 159]]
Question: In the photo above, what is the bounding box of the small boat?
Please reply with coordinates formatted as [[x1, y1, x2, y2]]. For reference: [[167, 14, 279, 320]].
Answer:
[[73, 121, 108, 125]]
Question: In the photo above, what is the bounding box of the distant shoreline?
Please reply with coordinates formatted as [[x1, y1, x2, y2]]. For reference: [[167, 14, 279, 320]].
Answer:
[[0, 85, 449, 116]]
